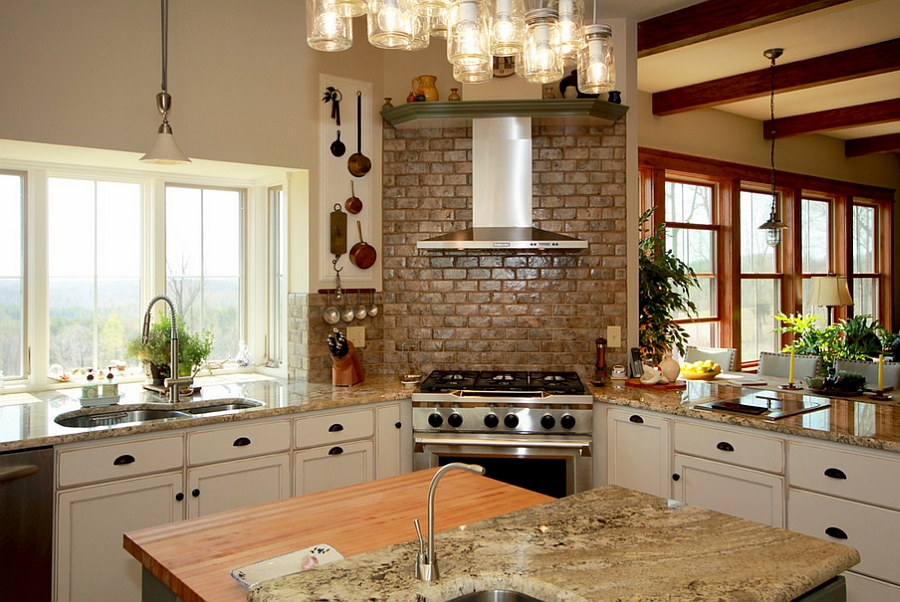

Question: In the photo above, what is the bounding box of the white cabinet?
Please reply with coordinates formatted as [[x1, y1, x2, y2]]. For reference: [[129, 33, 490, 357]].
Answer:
[[375, 402, 411, 478], [606, 408, 671, 498], [294, 407, 376, 495]]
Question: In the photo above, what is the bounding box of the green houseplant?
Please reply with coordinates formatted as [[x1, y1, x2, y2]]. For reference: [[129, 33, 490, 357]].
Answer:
[[776, 312, 894, 375], [639, 207, 699, 365], [126, 316, 213, 385]]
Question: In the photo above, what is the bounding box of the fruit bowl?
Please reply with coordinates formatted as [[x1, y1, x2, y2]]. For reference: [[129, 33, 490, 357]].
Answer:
[[679, 369, 721, 381]]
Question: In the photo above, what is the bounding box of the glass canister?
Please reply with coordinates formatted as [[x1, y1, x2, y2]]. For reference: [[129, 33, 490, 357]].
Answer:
[[489, 0, 525, 56], [521, 7, 563, 84], [577, 23, 615, 94], [554, 0, 584, 57], [368, 0, 414, 49], [306, 0, 354, 51], [453, 56, 493, 83], [447, 0, 491, 67]]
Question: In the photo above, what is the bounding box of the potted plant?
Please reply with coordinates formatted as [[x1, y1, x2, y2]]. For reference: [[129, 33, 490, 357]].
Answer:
[[126, 316, 213, 385], [776, 312, 894, 375], [638, 207, 699, 365]]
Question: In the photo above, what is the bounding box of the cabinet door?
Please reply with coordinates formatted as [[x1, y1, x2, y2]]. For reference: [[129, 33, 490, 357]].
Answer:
[[56, 472, 183, 602], [844, 571, 900, 602], [294, 440, 374, 496], [673, 454, 784, 527], [186, 454, 291, 518], [607, 408, 671, 498], [375, 403, 404, 479]]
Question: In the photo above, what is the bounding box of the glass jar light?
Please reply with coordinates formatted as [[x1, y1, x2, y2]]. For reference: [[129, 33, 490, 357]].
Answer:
[[490, 0, 525, 56], [368, 0, 414, 49], [554, 0, 583, 57], [448, 0, 491, 67], [306, 0, 354, 51], [333, 0, 369, 17], [577, 23, 615, 94], [404, 11, 431, 50], [411, 0, 450, 15], [453, 56, 493, 83], [427, 8, 449, 38], [521, 7, 563, 84]]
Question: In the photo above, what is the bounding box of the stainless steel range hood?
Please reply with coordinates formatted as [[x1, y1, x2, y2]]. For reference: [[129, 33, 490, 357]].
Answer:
[[417, 117, 588, 250]]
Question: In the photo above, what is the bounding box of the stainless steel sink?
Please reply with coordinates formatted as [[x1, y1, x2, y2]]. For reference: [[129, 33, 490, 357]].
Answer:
[[184, 400, 264, 414], [444, 591, 548, 602], [55, 409, 191, 428]]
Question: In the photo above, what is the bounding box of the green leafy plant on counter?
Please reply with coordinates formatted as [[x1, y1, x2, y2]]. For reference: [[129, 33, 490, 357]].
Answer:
[[639, 207, 699, 365], [776, 312, 893, 375], [126, 315, 213, 383]]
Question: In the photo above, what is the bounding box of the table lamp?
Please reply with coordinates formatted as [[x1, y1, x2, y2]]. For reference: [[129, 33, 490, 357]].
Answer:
[[808, 276, 853, 325]]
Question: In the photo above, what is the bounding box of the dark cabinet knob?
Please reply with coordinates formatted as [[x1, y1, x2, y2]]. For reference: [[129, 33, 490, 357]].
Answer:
[[328, 423, 344, 432], [825, 526, 848, 540], [448, 413, 463, 428], [191, 488, 200, 497], [672, 474, 681, 481], [428, 413, 443, 428], [233, 437, 251, 447], [540, 414, 556, 429], [114, 454, 135, 466], [175, 492, 184, 502], [560, 414, 576, 430], [629, 415, 644, 424], [328, 446, 344, 455], [504, 414, 519, 428], [824, 468, 847, 480], [484, 413, 499, 428], [716, 441, 735, 452], [394, 422, 402, 429]]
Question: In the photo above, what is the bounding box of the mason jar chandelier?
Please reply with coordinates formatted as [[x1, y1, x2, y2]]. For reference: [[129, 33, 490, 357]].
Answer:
[[307, 0, 615, 88]]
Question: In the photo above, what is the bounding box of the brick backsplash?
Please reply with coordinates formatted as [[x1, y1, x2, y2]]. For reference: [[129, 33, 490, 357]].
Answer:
[[289, 120, 629, 383]]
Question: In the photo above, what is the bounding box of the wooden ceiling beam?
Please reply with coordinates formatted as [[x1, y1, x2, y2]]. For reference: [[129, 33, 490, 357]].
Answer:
[[638, 0, 853, 58], [845, 133, 900, 157], [652, 38, 900, 116], [764, 98, 900, 139]]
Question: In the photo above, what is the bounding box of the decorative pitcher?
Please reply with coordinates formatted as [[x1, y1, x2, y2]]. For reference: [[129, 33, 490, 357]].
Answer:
[[411, 75, 439, 102], [659, 351, 681, 382]]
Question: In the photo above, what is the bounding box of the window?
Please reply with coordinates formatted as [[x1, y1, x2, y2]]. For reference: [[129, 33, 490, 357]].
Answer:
[[800, 197, 832, 321], [267, 186, 286, 367], [740, 190, 782, 360], [48, 177, 142, 373], [0, 171, 25, 380], [852, 203, 879, 319], [166, 185, 244, 361]]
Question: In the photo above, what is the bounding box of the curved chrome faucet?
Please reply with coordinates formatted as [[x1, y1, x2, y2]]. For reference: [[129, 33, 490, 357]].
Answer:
[[142, 294, 193, 403], [414, 462, 485, 582]]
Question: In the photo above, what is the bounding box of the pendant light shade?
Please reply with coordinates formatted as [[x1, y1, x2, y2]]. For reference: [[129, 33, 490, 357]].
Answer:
[[577, 23, 614, 94], [521, 8, 563, 84], [141, 0, 190, 164], [758, 48, 786, 247]]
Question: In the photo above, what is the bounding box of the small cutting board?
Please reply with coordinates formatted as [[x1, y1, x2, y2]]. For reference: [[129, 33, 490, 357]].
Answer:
[[625, 378, 686, 390]]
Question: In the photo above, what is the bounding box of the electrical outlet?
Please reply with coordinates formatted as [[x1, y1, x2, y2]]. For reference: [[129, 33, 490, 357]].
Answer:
[[346, 326, 366, 348], [607, 325, 621, 348]]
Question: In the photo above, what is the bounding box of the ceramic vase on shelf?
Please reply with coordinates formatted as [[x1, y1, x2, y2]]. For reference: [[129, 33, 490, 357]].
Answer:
[[411, 75, 439, 101], [448, 88, 461, 101], [659, 351, 681, 382]]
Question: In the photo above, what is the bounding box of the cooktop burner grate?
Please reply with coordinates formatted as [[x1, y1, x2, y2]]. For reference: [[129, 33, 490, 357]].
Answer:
[[419, 370, 586, 395]]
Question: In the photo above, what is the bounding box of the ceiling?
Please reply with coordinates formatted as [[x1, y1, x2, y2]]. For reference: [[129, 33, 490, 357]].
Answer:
[[635, 0, 900, 157]]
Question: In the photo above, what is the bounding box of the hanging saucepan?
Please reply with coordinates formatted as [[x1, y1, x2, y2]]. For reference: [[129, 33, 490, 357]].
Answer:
[[330, 130, 345, 157], [349, 221, 377, 269], [345, 180, 362, 214], [348, 91, 372, 177]]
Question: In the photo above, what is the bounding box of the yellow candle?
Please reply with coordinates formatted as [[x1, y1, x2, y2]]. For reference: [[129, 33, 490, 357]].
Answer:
[[788, 347, 795, 383], [878, 354, 884, 391]]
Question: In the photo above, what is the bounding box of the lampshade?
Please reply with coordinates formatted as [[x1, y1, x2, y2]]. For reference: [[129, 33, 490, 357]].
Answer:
[[808, 276, 854, 308], [141, 128, 191, 165]]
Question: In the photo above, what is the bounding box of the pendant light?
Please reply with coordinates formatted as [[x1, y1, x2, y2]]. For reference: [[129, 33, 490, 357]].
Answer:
[[576, 0, 613, 94], [141, 0, 191, 165], [521, 7, 563, 84], [758, 48, 787, 248]]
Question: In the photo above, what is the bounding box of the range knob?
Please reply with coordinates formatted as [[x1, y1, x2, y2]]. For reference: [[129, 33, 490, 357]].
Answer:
[[447, 413, 463, 428], [427, 413, 444, 428], [560, 414, 576, 430], [540, 414, 556, 429], [484, 413, 499, 428], [504, 413, 519, 429]]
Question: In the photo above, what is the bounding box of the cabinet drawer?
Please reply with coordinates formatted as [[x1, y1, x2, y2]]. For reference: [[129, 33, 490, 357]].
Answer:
[[789, 441, 900, 510], [789, 488, 899, 585], [674, 421, 783, 473], [57, 435, 184, 488], [844, 571, 900, 602], [295, 409, 373, 448], [187, 420, 291, 465], [293, 440, 374, 496]]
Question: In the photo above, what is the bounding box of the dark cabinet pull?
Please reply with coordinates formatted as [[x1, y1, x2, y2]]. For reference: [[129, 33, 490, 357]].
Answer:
[[824, 467, 847, 480], [233, 437, 252, 447], [328, 423, 344, 432], [113, 454, 135, 466], [825, 527, 848, 540], [175, 492, 184, 502], [192, 488, 200, 497], [716, 441, 735, 452], [394, 422, 402, 429], [629, 415, 644, 424], [672, 473, 681, 481], [328, 446, 344, 455]]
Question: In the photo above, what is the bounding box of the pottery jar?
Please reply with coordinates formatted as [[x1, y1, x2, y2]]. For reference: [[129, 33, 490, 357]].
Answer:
[[411, 75, 439, 101]]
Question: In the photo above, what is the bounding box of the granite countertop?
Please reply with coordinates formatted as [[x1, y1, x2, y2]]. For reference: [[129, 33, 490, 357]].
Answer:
[[249, 485, 859, 602], [590, 378, 900, 454]]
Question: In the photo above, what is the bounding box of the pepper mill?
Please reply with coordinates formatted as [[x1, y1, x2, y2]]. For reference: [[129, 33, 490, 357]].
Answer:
[[595, 337, 608, 380]]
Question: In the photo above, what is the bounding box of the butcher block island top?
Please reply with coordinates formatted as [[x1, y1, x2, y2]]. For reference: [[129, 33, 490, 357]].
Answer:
[[125, 470, 858, 602]]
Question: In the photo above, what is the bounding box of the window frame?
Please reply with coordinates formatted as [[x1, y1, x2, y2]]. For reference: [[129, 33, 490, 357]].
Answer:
[[0, 169, 28, 382]]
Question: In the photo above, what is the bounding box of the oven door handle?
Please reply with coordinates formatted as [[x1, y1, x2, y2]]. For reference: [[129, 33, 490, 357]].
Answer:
[[414, 436, 592, 457]]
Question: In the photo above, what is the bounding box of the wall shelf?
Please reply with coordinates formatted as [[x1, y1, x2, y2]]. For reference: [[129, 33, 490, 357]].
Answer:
[[381, 98, 628, 129]]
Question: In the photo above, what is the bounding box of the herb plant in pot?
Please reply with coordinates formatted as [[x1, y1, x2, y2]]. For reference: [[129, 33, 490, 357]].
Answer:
[[126, 316, 213, 386], [639, 207, 699, 368]]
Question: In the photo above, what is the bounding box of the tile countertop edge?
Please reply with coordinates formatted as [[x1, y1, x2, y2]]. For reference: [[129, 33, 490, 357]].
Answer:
[[247, 486, 860, 602]]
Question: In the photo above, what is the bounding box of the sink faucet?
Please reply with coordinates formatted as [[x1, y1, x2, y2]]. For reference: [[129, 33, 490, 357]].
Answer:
[[142, 294, 193, 403], [414, 462, 485, 582]]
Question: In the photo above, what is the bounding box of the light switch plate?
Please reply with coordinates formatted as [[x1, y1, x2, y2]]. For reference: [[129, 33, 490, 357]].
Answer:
[[346, 326, 366, 348], [607, 325, 621, 348]]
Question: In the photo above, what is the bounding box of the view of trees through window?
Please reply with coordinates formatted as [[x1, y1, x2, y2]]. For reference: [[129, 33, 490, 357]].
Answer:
[[0, 172, 24, 379], [853, 204, 878, 318], [740, 190, 782, 361]]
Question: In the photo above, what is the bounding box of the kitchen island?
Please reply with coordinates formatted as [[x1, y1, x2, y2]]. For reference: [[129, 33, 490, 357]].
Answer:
[[126, 469, 859, 602]]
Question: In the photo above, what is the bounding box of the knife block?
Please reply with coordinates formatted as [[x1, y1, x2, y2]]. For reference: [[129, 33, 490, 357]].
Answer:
[[332, 341, 364, 386]]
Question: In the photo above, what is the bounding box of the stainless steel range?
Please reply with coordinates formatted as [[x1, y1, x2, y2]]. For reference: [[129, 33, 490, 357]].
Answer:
[[412, 370, 593, 498]]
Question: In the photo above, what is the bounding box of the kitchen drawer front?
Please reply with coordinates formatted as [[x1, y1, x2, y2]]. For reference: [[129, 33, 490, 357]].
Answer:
[[789, 441, 900, 510], [295, 408, 374, 448], [788, 488, 900, 585], [844, 571, 900, 602], [674, 421, 783, 474], [187, 419, 291, 466], [57, 434, 184, 488]]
